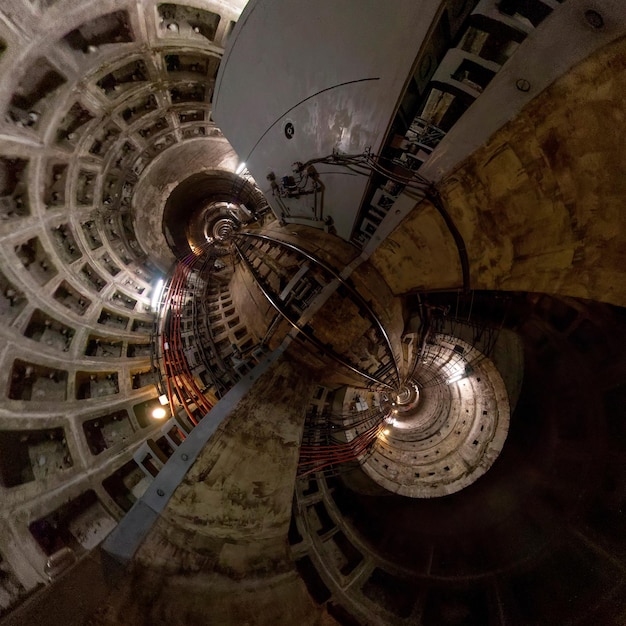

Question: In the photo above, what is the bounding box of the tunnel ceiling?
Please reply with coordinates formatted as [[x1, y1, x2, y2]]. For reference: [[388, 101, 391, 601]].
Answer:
[[162, 169, 267, 257], [0, 1, 625, 626], [0, 0, 248, 618], [0, 0, 247, 273]]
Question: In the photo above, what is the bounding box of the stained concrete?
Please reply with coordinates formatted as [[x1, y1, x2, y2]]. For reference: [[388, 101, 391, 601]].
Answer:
[[95, 354, 337, 625], [370, 200, 463, 295], [291, 293, 626, 626], [229, 222, 406, 387], [372, 35, 626, 307], [2, 551, 108, 626], [0, 1, 625, 624], [133, 139, 237, 270]]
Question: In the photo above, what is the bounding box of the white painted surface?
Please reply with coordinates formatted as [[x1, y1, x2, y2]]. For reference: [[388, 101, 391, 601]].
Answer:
[[215, 0, 442, 240]]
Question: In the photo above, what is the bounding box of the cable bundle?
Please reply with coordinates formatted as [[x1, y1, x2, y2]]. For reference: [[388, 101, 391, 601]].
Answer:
[[297, 407, 390, 477]]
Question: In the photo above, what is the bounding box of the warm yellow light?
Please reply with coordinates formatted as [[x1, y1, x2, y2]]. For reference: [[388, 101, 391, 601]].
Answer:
[[158, 394, 169, 405], [152, 407, 167, 419], [383, 428, 390, 436]]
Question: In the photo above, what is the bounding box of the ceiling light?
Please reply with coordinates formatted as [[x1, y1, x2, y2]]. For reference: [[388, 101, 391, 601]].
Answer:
[[235, 162, 246, 174], [150, 278, 165, 310], [158, 394, 169, 405], [152, 407, 167, 419]]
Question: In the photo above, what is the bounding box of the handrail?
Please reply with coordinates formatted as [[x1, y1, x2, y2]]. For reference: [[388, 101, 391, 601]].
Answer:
[[235, 232, 401, 388]]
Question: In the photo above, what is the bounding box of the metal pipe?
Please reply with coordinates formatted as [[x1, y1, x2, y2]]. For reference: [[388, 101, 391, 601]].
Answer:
[[235, 232, 401, 387], [233, 241, 393, 389]]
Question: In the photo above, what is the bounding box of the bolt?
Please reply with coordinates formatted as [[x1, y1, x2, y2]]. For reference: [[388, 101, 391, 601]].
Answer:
[[584, 9, 604, 29], [516, 79, 531, 92], [156, 488, 165, 496]]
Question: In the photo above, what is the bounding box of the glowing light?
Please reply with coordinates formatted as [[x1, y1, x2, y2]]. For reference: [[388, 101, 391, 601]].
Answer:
[[447, 371, 465, 385], [150, 278, 165, 310], [235, 162, 246, 174], [383, 428, 390, 435], [446, 363, 466, 385], [152, 407, 167, 419], [158, 394, 169, 405]]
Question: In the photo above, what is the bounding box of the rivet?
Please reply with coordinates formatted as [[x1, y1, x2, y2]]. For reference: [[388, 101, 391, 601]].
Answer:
[[181, 453, 188, 461], [156, 488, 165, 496], [584, 9, 604, 29], [516, 79, 531, 92]]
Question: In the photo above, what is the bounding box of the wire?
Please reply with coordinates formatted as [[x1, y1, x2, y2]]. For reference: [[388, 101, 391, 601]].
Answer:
[[278, 149, 470, 291]]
